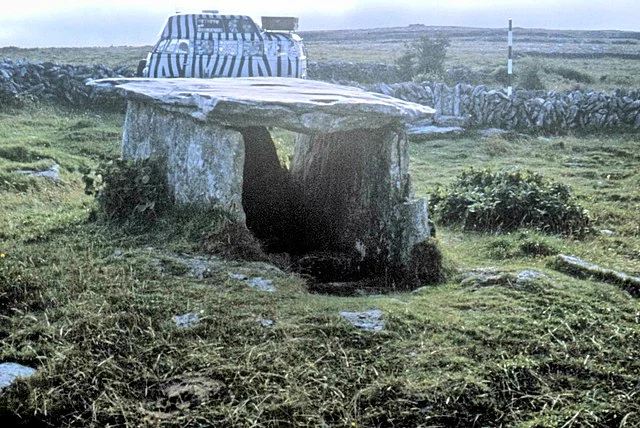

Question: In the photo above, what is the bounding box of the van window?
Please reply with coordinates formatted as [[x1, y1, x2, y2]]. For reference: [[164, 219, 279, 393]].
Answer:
[[163, 39, 191, 54], [154, 39, 170, 53]]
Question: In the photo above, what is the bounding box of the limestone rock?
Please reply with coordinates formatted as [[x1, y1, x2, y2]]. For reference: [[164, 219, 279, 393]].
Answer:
[[291, 127, 431, 267], [89, 77, 436, 133], [340, 309, 384, 332], [228, 273, 276, 292], [14, 163, 61, 183], [173, 312, 201, 328], [122, 100, 245, 218], [406, 125, 465, 138], [256, 317, 275, 328], [0, 362, 36, 389], [246, 277, 276, 293], [553, 254, 640, 295]]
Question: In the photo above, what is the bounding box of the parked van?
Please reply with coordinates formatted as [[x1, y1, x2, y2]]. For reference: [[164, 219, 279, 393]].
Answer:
[[137, 11, 307, 79]]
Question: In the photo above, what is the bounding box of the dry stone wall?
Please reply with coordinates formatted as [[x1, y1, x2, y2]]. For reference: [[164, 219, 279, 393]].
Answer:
[[0, 58, 133, 107], [367, 81, 640, 133], [2, 58, 640, 133], [309, 61, 640, 133]]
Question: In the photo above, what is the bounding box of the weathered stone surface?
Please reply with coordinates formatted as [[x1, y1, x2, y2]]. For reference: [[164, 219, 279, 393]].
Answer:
[[173, 312, 201, 328], [256, 317, 275, 328], [90, 77, 436, 133], [122, 100, 245, 218], [460, 268, 549, 289], [406, 125, 465, 138], [291, 127, 430, 265], [0, 362, 36, 389], [553, 254, 640, 296], [516, 270, 548, 285], [246, 277, 276, 293], [14, 163, 62, 183], [340, 309, 384, 332], [228, 273, 277, 292]]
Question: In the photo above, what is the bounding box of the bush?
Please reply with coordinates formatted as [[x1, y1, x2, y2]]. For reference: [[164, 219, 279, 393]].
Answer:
[[396, 34, 450, 81], [429, 168, 592, 236], [491, 65, 511, 86], [83, 158, 169, 225], [548, 66, 594, 84], [518, 62, 545, 90]]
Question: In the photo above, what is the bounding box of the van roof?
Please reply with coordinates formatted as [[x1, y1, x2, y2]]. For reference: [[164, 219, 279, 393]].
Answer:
[[160, 13, 261, 40]]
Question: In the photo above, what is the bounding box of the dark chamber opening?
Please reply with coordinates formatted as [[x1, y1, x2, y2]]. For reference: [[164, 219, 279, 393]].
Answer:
[[239, 126, 378, 286], [239, 126, 305, 254]]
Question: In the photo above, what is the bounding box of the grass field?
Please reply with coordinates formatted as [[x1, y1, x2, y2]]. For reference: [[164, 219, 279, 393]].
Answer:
[[2, 25, 640, 90], [1, 27, 640, 427]]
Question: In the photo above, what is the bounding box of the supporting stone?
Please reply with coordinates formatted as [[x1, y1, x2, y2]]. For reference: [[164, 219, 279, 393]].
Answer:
[[291, 125, 430, 267], [122, 100, 246, 220]]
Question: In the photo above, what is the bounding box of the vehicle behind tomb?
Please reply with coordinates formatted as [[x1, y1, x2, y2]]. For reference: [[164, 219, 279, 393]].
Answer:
[[138, 11, 307, 79]]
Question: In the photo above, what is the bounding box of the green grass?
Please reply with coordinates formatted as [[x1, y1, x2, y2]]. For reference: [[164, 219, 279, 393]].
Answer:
[[0, 46, 150, 68], [4, 26, 640, 91], [1, 46, 640, 425]]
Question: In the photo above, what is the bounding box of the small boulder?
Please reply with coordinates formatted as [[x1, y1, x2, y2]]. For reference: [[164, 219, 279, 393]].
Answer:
[[340, 309, 384, 332], [0, 362, 36, 389]]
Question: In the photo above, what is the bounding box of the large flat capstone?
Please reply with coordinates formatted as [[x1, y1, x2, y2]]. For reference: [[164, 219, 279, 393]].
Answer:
[[90, 77, 435, 133]]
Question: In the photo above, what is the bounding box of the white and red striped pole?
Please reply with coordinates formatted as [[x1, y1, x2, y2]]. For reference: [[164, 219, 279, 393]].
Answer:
[[507, 19, 513, 96]]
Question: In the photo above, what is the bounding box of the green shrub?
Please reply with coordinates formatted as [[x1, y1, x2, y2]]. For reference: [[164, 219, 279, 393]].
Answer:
[[491, 65, 512, 86], [549, 66, 594, 84], [396, 34, 450, 81], [518, 62, 545, 90], [429, 168, 591, 236], [83, 158, 169, 225]]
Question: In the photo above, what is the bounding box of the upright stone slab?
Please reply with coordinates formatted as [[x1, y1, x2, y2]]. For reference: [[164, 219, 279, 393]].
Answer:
[[122, 100, 246, 220], [291, 126, 430, 265]]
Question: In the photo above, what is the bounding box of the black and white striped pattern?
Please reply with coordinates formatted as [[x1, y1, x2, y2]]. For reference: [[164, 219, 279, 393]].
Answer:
[[144, 13, 306, 79], [508, 19, 513, 97]]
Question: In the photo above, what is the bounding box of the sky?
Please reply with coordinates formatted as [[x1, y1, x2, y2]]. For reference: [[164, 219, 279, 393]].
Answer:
[[1, 0, 638, 47]]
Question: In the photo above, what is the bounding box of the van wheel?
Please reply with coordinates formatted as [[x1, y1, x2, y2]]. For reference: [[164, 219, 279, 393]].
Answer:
[[136, 60, 147, 77]]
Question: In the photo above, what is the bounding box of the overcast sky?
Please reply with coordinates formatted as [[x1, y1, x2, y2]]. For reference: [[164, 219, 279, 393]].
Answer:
[[1, 0, 638, 47]]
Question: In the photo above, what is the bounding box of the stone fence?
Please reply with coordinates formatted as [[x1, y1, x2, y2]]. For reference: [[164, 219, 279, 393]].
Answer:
[[0, 58, 133, 107], [2, 58, 640, 133], [366, 81, 640, 132]]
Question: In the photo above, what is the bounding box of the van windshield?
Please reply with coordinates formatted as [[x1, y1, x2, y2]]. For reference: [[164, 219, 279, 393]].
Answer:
[[155, 39, 191, 54]]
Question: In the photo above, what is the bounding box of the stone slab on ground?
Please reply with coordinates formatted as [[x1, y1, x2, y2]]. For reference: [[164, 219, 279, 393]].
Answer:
[[553, 254, 640, 296], [228, 273, 276, 293], [340, 309, 384, 332], [406, 125, 465, 138], [460, 267, 549, 289], [173, 312, 201, 328], [0, 362, 37, 389], [14, 164, 61, 183], [246, 277, 276, 293], [434, 115, 471, 127]]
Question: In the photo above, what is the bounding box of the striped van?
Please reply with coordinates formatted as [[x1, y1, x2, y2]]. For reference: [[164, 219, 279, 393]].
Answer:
[[138, 11, 307, 79]]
